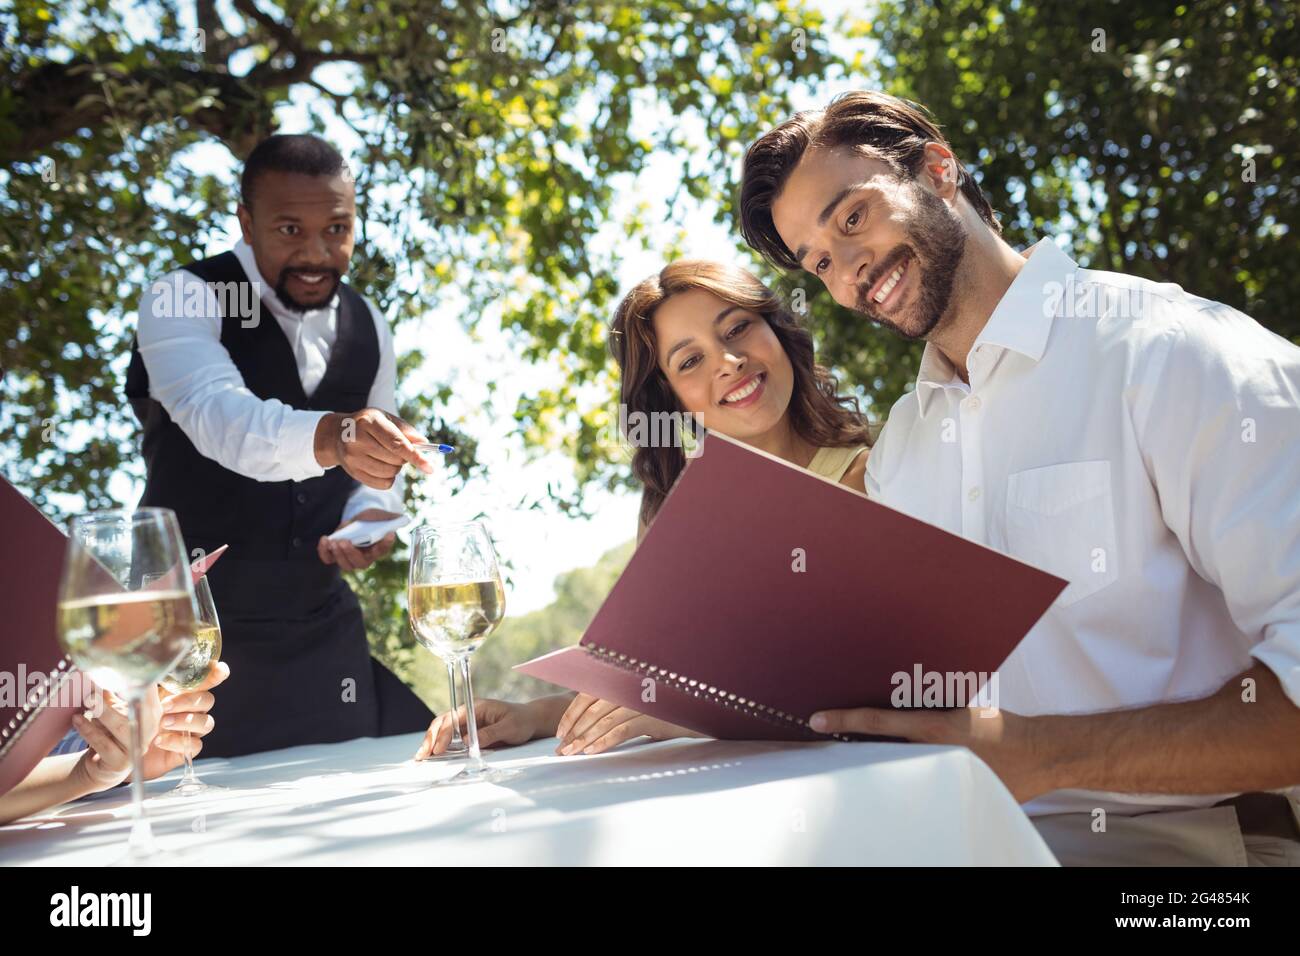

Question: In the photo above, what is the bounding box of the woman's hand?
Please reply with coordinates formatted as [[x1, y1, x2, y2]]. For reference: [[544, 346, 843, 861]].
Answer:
[[69, 662, 230, 793], [414, 697, 546, 760], [555, 693, 697, 756], [69, 682, 163, 792], [142, 661, 230, 780]]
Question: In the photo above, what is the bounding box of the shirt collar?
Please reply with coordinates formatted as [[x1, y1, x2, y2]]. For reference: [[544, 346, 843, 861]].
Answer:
[[914, 238, 1077, 418], [232, 238, 338, 324]]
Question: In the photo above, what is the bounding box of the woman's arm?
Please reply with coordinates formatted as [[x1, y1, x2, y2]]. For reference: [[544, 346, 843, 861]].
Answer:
[[0, 752, 103, 826], [527, 693, 578, 736], [839, 448, 869, 494], [414, 692, 578, 759], [0, 664, 226, 825]]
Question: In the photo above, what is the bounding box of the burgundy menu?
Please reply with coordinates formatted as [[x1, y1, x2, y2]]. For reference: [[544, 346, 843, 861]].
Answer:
[[516, 431, 1065, 741]]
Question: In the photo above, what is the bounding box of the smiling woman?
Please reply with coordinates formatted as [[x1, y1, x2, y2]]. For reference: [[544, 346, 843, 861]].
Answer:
[[609, 259, 876, 529], [412, 259, 880, 762]]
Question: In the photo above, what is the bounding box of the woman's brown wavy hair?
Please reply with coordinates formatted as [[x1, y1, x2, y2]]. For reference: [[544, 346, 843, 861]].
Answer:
[[608, 259, 874, 527]]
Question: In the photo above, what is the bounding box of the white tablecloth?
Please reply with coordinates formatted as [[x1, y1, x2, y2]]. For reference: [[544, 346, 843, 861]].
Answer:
[[0, 733, 1057, 865]]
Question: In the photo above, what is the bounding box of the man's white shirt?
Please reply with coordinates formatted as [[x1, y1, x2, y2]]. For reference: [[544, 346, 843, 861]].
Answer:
[[865, 238, 1300, 816], [136, 239, 404, 522]]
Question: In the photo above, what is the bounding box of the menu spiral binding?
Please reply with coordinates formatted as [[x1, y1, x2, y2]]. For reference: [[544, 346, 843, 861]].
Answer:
[[0, 655, 75, 761], [584, 641, 852, 742]]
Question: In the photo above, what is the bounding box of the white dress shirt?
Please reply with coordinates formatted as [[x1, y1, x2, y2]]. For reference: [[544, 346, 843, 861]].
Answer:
[[136, 239, 404, 522], [866, 238, 1300, 816]]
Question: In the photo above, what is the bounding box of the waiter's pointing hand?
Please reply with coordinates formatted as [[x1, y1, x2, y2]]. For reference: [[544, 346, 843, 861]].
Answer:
[[314, 407, 433, 489]]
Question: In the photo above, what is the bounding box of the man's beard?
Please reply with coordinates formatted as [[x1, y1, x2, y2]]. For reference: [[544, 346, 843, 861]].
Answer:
[[852, 185, 967, 340], [275, 268, 342, 313]]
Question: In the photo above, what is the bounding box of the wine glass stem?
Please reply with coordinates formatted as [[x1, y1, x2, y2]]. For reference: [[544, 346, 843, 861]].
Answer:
[[127, 695, 155, 857], [445, 660, 464, 748], [457, 656, 486, 772], [181, 732, 198, 785]]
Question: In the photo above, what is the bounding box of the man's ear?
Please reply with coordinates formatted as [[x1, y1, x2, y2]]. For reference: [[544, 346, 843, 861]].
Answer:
[[918, 142, 960, 200], [236, 203, 253, 244]]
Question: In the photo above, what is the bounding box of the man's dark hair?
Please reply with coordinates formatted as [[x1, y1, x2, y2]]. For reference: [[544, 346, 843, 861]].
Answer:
[[739, 90, 1000, 270], [240, 134, 348, 207]]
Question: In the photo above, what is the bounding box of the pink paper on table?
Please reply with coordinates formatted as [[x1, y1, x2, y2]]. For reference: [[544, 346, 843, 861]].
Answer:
[[515, 431, 1066, 741]]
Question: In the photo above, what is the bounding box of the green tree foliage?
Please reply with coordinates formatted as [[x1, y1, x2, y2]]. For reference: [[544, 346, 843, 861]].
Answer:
[[853, 0, 1299, 352], [519, 0, 1300, 484], [4, 1, 1292, 694], [1, 0, 842, 678], [0, 0, 843, 514]]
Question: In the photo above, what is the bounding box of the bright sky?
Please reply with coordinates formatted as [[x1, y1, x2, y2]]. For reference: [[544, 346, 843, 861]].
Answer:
[[96, 0, 874, 613]]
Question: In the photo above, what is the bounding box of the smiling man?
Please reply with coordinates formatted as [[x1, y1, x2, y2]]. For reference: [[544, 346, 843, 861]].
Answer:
[[125, 134, 434, 757], [739, 91, 1300, 866]]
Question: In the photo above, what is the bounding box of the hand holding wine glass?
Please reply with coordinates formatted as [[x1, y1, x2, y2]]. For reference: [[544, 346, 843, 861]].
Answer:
[[71, 665, 228, 789], [149, 660, 228, 772], [153, 574, 226, 798], [408, 520, 518, 784], [56, 507, 198, 860], [415, 697, 546, 759], [70, 681, 166, 791]]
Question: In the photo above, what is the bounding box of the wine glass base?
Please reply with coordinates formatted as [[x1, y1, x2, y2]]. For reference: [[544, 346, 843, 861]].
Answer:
[[109, 834, 171, 866], [418, 747, 468, 761], [433, 765, 521, 786], [151, 780, 228, 801]]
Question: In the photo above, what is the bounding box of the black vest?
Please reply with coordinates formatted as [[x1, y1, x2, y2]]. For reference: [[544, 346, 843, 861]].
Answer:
[[125, 251, 379, 565]]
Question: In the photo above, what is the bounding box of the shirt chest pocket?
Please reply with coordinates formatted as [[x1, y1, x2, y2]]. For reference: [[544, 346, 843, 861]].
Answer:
[[1005, 460, 1118, 607]]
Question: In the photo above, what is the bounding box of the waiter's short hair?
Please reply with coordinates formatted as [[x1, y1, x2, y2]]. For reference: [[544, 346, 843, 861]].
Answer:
[[240, 134, 349, 207]]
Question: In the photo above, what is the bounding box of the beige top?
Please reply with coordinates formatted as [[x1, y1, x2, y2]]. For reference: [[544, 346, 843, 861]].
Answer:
[[806, 444, 870, 483], [637, 442, 871, 542]]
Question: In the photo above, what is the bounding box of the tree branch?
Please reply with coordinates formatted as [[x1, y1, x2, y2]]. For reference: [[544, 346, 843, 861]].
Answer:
[[3, 6, 405, 165], [195, 0, 241, 67], [230, 0, 303, 57], [1, 57, 279, 163]]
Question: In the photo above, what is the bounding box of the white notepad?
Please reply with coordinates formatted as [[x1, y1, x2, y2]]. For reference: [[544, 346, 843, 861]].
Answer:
[[327, 514, 411, 547]]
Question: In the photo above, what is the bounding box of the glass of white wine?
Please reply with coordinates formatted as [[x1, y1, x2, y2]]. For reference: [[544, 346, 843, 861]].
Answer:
[[408, 520, 518, 785], [407, 444, 467, 760], [56, 507, 198, 861], [153, 573, 224, 798]]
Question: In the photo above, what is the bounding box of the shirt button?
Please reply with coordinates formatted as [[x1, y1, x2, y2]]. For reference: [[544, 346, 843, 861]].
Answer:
[[296, 492, 307, 504], [968, 487, 981, 502], [966, 396, 982, 410], [292, 536, 303, 548]]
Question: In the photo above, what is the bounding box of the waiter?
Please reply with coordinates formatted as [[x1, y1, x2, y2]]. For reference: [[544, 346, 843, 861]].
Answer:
[[126, 133, 434, 757]]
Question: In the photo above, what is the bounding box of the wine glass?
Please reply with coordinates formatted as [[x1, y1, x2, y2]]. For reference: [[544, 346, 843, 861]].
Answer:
[[56, 507, 198, 861], [405, 445, 467, 758], [153, 573, 225, 798], [408, 520, 517, 784]]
